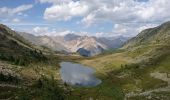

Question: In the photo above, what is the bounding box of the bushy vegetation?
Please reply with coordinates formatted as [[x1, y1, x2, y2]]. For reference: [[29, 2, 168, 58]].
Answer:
[[0, 49, 47, 66], [16, 76, 65, 100], [0, 75, 66, 100], [0, 25, 47, 66]]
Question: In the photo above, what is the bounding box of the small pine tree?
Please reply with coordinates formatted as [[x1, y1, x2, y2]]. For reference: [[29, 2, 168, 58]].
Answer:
[[8, 74, 13, 82], [0, 53, 5, 60], [0, 73, 5, 81], [124, 64, 128, 69], [9, 55, 15, 62], [121, 64, 124, 69], [39, 50, 43, 55], [18, 59, 22, 65], [37, 79, 43, 88], [34, 49, 37, 54], [14, 58, 19, 65]]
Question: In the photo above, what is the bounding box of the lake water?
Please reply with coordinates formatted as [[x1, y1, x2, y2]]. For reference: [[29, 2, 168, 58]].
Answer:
[[59, 62, 102, 87]]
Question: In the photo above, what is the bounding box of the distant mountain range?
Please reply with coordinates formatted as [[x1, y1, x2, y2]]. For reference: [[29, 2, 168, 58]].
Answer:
[[0, 23, 131, 57], [19, 32, 130, 56]]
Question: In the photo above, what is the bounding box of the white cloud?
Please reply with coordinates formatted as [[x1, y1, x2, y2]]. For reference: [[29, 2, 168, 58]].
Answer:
[[44, 1, 89, 21], [92, 23, 157, 37], [30, 26, 92, 36], [38, 0, 71, 4], [18, 0, 170, 37], [32, 26, 49, 35], [12, 4, 33, 14], [40, 0, 170, 27], [95, 32, 124, 37], [80, 0, 170, 26], [0, 4, 33, 23], [12, 18, 21, 23], [95, 32, 106, 37], [136, 24, 157, 33], [137, 6, 155, 20], [31, 26, 72, 36], [0, 4, 33, 16], [113, 24, 127, 34], [56, 30, 73, 36]]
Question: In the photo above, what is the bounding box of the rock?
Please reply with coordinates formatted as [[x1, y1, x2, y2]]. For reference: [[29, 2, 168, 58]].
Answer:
[[0, 63, 21, 80], [89, 97, 93, 100]]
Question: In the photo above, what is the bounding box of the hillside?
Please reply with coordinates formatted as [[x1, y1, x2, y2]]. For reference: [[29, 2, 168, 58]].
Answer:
[[123, 21, 170, 48], [0, 24, 68, 100], [79, 21, 170, 100], [18, 32, 68, 52], [0, 24, 46, 65], [122, 21, 170, 64]]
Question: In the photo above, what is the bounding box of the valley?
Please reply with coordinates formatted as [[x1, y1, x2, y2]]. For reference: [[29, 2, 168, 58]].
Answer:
[[0, 21, 170, 100]]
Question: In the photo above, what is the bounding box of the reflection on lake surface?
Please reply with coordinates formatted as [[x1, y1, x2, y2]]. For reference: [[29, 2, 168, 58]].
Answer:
[[59, 62, 102, 87]]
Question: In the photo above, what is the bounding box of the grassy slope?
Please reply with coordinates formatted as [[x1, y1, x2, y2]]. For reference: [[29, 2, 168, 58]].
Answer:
[[0, 57, 63, 100], [0, 24, 66, 99], [70, 47, 170, 100], [0, 52, 84, 100], [0, 24, 46, 66]]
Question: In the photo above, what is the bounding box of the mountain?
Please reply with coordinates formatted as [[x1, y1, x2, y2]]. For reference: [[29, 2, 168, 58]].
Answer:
[[96, 36, 129, 49], [123, 21, 170, 48], [122, 21, 170, 64], [52, 34, 130, 56], [19, 33, 129, 56], [61, 35, 108, 56], [18, 32, 68, 52], [0, 24, 46, 65]]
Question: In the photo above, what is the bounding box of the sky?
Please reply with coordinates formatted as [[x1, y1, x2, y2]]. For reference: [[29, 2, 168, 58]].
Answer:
[[0, 0, 170, 37]]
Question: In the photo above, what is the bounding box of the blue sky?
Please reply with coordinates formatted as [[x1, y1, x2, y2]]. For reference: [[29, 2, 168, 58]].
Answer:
[[0, 0, 170, 37]]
